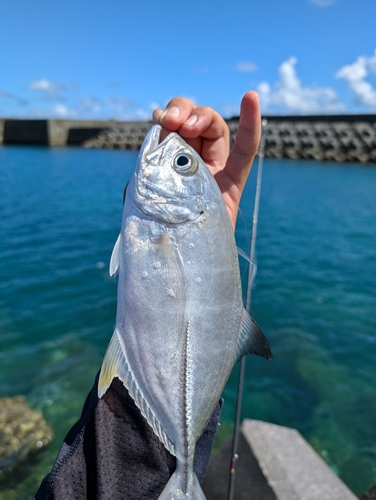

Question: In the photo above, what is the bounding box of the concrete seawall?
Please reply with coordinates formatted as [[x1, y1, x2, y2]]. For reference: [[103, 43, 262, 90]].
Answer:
[[227, 114, 376, 163], [0, 119, 114, 146], [1, 115, 376, 163]]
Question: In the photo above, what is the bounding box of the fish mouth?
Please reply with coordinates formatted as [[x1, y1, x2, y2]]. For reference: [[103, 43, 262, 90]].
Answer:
[[141, 125, 185, 166], [140, 124, 162, 159]]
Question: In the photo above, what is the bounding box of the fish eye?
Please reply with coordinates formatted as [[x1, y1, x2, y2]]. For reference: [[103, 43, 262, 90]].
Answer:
[[173, 150, 198, 176], [176, 155, 189, 167]]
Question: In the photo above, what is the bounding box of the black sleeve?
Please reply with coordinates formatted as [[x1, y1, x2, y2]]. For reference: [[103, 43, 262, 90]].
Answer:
[[34, 372, 222, 500]]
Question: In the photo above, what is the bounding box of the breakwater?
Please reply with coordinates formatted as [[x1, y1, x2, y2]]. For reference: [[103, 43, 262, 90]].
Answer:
[[1, 115, 376, 163], [227, 114, 376, 163], [0, 119, 144, 147]]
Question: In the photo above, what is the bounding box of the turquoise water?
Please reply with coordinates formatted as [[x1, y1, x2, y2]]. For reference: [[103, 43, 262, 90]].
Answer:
[[0, 146, 375, 498]]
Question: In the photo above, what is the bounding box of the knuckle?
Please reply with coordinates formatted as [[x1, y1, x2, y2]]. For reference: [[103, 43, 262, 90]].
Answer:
[[165, 96, 193, 109]]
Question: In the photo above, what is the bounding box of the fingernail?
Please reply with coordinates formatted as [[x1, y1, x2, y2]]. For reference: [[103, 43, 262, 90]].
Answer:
[[185, 114, 198, 127], [161, 105, 180, 120]]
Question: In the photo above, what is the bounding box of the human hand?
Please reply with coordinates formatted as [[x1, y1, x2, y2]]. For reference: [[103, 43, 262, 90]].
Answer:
[[152, 91, 261, 230]]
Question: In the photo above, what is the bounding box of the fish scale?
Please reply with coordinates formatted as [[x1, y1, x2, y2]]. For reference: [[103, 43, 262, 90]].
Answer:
[[98, 124, 272, 499]]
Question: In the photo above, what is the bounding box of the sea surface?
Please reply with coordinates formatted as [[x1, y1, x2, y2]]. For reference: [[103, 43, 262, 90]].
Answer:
[[0, 145, 375, 499]]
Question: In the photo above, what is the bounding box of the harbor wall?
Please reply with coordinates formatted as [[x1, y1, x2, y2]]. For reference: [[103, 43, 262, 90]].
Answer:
[[0, 119, 113, 146], [1, 115, 376, 163], [227, 114, 376, 163], [3, 119, 49, 145]]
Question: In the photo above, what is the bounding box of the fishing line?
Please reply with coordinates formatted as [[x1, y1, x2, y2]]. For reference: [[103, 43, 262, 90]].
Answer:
[[236, 207, 252, 290], [227, 118, 267, 500]]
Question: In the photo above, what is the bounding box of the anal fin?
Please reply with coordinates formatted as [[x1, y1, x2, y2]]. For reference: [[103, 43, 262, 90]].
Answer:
[[98, 329, 175, 455]]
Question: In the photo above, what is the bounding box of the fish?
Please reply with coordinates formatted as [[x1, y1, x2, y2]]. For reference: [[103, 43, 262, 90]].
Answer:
[[98, 124, 272, 499]]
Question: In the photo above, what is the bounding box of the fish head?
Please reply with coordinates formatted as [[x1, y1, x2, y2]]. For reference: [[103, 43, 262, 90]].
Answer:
[[129, 125, 220, 225]]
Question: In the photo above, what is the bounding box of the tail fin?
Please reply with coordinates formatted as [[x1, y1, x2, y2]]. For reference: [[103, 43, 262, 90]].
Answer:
[[158, 471, 206, 500]]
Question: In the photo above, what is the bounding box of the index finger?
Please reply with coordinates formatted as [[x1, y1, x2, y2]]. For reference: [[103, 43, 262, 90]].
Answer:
[[224, 91, 261, 197]]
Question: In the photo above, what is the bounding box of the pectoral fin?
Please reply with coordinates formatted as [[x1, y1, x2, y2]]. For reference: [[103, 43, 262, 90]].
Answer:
[[234, 309, 273, 367], [109, 233, 121, 277]]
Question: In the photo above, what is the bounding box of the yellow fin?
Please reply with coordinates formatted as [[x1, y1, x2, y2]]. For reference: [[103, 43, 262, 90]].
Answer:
[[97, 329, 175, 456], [98, 329, 125, 397]]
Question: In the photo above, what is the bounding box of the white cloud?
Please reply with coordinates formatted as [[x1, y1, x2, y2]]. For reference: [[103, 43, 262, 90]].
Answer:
[[30, 79, 60, 91], [105, 97, 150, 119], [309, 0, 336, 6], [53, 104, 70, 117], [134, 108, 150, 120], [149, 101, 161, 111], [68, 97, 151, 120], [257, 57, 345, 113], [25, 80, 158, 119], [336, 51, 376, 108], [221, 103, 240, 118], [78, 98, 102, 115], [236, 62, 257, 73], [29, 79, 77, 97]]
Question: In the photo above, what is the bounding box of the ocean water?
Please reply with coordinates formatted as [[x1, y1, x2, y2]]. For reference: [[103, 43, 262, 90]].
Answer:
[[0, 145, 375, 498]]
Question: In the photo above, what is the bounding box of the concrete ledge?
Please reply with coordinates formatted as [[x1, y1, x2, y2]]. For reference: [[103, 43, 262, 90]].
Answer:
[[242, 419, 358, 500], [202, 430, 277, 499]]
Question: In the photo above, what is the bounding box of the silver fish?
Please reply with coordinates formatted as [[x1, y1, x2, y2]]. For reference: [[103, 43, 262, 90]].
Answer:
[[98, 125, 272, 499]]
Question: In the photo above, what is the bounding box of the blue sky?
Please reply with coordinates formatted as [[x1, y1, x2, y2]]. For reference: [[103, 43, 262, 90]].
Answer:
[[1, 0, 375, 119]]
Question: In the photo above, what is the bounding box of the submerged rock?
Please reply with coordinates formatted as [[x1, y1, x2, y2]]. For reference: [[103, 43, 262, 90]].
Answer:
[[360, 485, 376, 500], [0, 396, 53, 480]]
